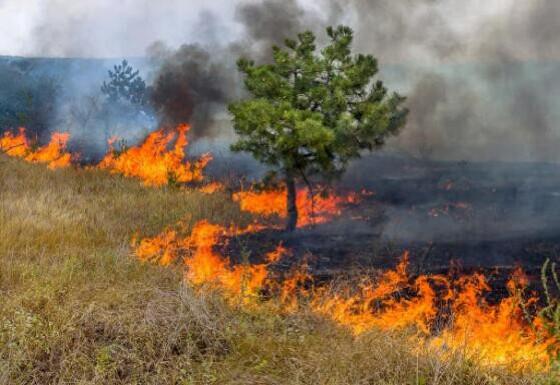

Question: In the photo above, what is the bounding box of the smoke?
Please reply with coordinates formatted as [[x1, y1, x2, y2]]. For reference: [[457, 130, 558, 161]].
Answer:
[[232, 0, 316, 61], [4, 0, 233, 58], [3, 0, 560, 162], [148, 0, 315, 137], [148, 42, 236, 138], [147, 0, 560, 162], [315, 0, 560, 162]]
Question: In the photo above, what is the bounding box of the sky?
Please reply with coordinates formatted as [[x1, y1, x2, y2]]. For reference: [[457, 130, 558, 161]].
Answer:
[[0, 0, 239, 57], [0, 0, 518, 61]]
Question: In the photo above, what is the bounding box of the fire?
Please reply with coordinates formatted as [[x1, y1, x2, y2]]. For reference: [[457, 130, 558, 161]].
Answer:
[[310, 253, 440, 335], [429, 271, 553, 369], [133, 218, 557, 371], [0, 128, 72, 169], [102, 123, 556, 371], [184, 221, 272, 301], [233, 186, 362, 227], [134, 220, 280, 303], [0, 128, 28, 157], [311, 259, 553, 371], [25, 132, 72, 169], [98, 124, 212, 187], [199, 181, 225, 194]]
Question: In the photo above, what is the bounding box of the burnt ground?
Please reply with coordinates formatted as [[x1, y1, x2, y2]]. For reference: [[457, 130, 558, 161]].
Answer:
[[219, 154, 560, 294]]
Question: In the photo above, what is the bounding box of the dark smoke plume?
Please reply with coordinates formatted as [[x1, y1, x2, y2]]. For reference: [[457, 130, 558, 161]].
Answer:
[[148, 0, 319, 137], [149, 43, 236, 138], [232, 0, 315, 61]]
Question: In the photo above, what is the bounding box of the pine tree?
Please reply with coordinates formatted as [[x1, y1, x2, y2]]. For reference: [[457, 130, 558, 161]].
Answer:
[[101, 60, 147, 106], [229, 26, 408, 231]]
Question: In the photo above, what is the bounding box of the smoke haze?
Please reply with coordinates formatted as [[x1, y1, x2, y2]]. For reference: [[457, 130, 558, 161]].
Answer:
[[2, 0, 560, 161]]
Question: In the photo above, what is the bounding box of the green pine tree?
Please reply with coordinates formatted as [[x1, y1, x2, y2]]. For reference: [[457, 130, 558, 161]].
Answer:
[[101, 60, 147, 106], [229, 25, 408, 231]]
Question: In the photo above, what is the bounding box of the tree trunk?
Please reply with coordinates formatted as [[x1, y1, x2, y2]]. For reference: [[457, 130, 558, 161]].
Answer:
[[285, 171, 298, 231]]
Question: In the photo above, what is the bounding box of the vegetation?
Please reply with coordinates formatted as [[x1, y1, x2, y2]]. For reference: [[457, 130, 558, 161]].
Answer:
[[101, 59, 149, 107], [540, 259, 560, 366], [229, 25, 408, 230], [98, 59, 154, 143], [0, 60, 60, 138], [0, 154, 555, 384]]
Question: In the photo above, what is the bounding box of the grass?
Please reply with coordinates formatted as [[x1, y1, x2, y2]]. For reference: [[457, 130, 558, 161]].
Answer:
[[0, 154, 557, 384]]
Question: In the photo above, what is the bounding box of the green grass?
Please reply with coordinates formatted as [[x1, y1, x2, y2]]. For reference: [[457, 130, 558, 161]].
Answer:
[[0, 155, 556, 384]]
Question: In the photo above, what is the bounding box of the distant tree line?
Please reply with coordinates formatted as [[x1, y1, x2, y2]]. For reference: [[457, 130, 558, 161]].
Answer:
[[0, 58, 154, 158], [0, 60, 60, 140]]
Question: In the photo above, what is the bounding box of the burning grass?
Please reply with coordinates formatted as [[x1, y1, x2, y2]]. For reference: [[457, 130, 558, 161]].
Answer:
[[134, 220, 558, 374], [232, 186, 364, 227], [97, 124, 212, 187], [1, 153, 558, 384], [0, 124, 212, 187], [0, 127, 72, 169]]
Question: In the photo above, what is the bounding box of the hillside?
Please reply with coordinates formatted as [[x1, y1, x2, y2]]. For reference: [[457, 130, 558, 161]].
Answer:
[[0, 154, 556, 384]]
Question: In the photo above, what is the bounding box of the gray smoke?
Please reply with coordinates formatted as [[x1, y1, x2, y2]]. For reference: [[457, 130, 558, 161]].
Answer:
[[344, 0, 560, 161], [151, 0, 560, 162], [232, 0, 317, 61], [4, 0, 560, 162]]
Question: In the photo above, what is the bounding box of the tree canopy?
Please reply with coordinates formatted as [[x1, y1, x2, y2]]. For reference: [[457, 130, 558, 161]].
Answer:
[[229, 25, 408, 230], [101, 60, 148, 106]]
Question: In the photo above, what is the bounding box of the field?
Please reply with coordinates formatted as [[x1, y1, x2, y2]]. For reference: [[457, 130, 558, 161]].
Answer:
[[0, 154, 557, 384]]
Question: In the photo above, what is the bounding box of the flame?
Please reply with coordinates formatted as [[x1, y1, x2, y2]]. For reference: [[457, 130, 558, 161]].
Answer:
[[98, 124, 211, 187], [6, 119, 551, 371], [113, 126, 554, 371], [429, 271, 553, 369], [135, 220, 279, 303], [311, 258, 553, 370], [0, 128, 28, 157], [310, 252, 440, 335], [134, 219, 557, 371], [233, 186, 362, 227], [199, 181, 225, 194], [183, 221, 270, 301], [0, 128, 72, 169], [25, 132, 72, 169], [134, 228, 182, 266]]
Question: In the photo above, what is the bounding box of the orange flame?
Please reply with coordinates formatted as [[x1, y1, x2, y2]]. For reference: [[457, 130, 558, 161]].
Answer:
[[199, 181, 225, 194], [0, 128, 28, 157], [429, 270, 553, 369], [0, 128, 72, 169], [311, 252, 439, 335], [134, 219, 557, 371], [233, 187, 362, 227], [135, 220, 278, 303], [98, 124, 211, 187]]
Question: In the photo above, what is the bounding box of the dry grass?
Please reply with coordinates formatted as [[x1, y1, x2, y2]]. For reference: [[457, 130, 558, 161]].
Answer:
[[0, 155, 556, 384]]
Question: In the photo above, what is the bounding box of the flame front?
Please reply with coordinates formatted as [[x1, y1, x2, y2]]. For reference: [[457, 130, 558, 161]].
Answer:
[[98, 124, 211, 187], [134, 219, 557, 372], [0, 128, 28, 157], [135, 220, 277, 304], [0, 128, 72, 169]]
